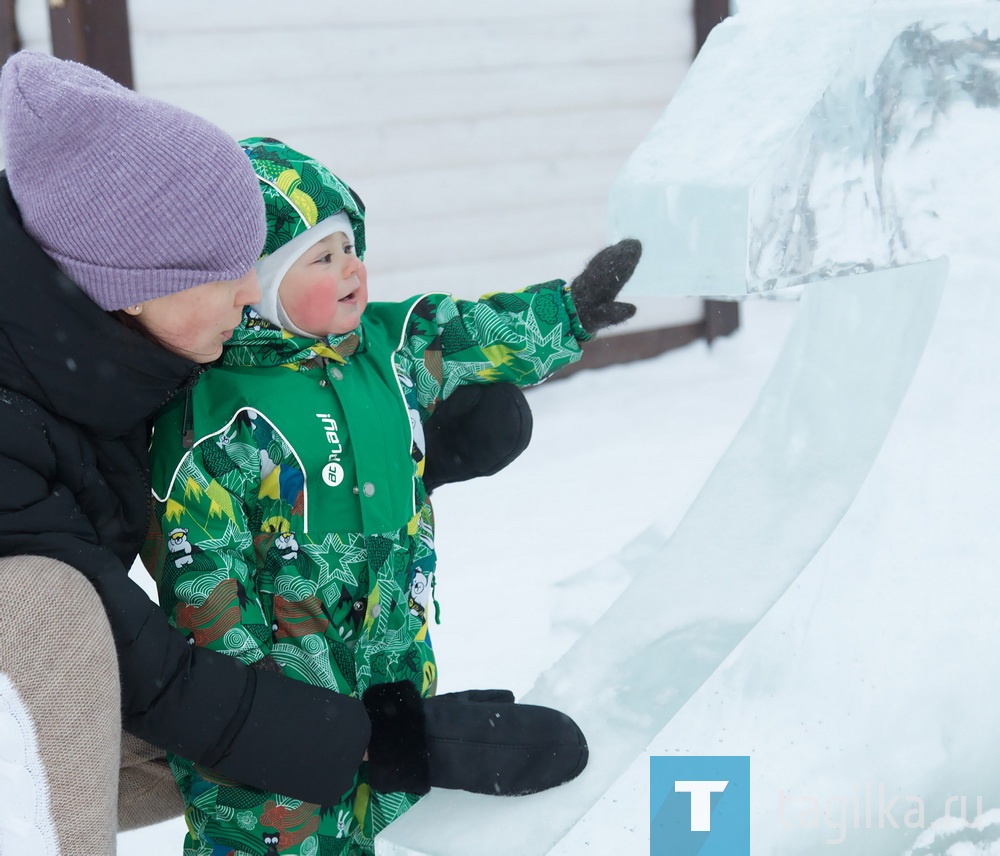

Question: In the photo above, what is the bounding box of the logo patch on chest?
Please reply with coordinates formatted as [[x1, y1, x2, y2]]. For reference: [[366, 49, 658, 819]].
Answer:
[[316, 413, 345, 487]]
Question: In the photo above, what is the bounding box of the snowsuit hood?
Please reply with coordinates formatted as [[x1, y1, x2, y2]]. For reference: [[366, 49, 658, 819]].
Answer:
[[241, 136, 366, 259], [0, 174, 201, 438], [241, 136, 367, 336]]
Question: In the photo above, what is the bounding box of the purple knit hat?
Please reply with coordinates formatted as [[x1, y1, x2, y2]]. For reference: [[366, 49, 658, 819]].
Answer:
[[0, 51, 265, 310]]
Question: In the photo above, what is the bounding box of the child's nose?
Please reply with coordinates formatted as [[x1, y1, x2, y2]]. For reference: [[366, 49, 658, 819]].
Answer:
[[343, 254, 362, 276]]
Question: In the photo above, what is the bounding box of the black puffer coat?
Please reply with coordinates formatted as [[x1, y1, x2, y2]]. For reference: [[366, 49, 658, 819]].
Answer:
[[0, 176, 369, 805]]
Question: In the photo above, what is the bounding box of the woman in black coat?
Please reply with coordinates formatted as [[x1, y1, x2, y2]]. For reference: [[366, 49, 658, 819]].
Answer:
[[0, 52, 582, 855]]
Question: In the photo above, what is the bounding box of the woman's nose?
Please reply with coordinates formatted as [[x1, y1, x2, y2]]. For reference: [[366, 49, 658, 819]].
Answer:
[[237, 269, 262, 305]]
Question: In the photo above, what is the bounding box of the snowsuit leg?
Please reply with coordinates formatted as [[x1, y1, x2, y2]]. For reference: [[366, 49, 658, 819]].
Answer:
[[0, 556, 121, 855]]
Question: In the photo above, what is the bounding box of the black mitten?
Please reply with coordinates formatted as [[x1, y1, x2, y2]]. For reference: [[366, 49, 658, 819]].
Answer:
[[363, 682, 588, 797], [570, 238, 642, 334], [363, 681, 430, 794], [422, 384, 533, 494]]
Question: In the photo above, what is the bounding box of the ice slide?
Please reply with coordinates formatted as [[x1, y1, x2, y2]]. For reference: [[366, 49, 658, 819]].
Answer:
[[378, 3, 1000, 853]]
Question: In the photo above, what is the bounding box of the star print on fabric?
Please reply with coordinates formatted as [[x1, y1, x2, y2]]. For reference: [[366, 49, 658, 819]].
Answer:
[[438, 356, 498, 400], [517, 311, 579, 377], [300, 532, 367, 588], [193, 519, 254, 573]]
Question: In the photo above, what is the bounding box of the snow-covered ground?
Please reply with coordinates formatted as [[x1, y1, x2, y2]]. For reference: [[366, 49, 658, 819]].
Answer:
[[120, 294, 800, 854]]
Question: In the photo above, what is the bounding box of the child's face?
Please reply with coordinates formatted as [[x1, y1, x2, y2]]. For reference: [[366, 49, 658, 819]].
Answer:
[[279, 231, 368, 337]]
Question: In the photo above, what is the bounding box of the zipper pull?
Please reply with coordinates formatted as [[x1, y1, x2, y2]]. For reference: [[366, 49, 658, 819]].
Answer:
[[182, 390, 194, 449]]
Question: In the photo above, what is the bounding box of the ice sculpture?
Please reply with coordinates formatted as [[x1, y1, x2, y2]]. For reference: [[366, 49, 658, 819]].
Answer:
[[378, 4, 1000, 855], [620, 260, 1000, 855], [609, 2, 1000, 296]]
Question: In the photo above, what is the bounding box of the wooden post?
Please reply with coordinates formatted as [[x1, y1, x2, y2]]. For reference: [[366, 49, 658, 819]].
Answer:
[[695, 0, 741, 342], [48, 0, 133, 89], [0, 0, 20, 65], [705, 298, 741, 343]]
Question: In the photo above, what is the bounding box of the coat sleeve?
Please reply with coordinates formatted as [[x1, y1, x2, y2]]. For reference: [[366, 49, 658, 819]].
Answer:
[[404, 280, 591, 413], [0, 402, 369, 806]]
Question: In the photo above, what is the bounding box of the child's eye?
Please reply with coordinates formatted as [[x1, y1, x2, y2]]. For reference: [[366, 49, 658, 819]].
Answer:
[[343, 243, 355, 255], [315, 253, 333, 264]]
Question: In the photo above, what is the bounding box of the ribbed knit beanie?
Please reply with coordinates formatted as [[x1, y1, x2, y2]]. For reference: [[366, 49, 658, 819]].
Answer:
[[0, 51, 266, 310], [240, 136, 366, 333]]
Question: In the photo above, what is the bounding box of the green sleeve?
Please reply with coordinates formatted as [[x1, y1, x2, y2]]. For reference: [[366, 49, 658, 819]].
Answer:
[[404, 280, 590, 412], [148, 427, 273, 666]]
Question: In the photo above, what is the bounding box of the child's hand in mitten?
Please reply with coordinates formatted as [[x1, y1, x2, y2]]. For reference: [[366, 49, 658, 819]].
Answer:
[[569, 238, 642, 334]]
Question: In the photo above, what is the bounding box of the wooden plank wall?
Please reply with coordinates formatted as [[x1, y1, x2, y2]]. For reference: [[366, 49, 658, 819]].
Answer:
[[11, 1, 701, 329]]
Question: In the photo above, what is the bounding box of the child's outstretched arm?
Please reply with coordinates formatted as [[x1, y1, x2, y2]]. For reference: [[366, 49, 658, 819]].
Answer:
[[403, 238, 642, 411]]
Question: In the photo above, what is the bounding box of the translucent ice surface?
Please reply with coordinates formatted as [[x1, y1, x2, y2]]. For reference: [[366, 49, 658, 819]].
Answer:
[[609, 4, 1000, 296], [376, 259, 947, 856], [614, 255, 1000, 856]]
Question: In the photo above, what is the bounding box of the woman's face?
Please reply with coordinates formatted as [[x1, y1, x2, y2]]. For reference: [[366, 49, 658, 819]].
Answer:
[[130, 270, 261, 363], [279, 232, 368, 338]]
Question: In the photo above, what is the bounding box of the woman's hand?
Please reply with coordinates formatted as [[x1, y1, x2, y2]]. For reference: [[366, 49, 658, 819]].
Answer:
[[362, 682, 588, 796]]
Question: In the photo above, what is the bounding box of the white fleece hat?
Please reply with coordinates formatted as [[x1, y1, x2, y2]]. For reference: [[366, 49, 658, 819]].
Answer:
[[252, 210, 355, 338]]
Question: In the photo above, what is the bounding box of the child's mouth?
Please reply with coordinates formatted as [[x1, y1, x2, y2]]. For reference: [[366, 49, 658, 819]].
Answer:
[[339, 290, 358, 304]]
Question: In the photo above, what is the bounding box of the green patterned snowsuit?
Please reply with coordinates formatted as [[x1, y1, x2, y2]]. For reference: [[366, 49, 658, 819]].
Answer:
[[144, 284, 588, 855]]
